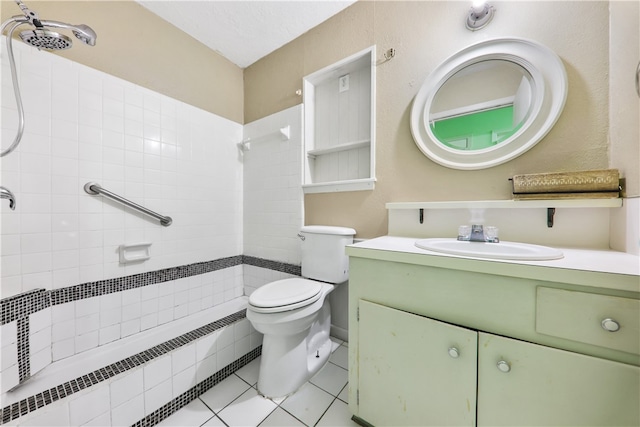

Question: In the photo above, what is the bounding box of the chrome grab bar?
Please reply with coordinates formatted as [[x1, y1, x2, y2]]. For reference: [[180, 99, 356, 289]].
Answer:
[[84, 182, 172, 226]]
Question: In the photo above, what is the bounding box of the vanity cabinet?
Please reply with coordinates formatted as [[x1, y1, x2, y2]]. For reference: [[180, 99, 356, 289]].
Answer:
[[358, 300, 477, 426], [477, 332, 640, 426], [356, 300, 640, 427], [346, 245, 640, 427]]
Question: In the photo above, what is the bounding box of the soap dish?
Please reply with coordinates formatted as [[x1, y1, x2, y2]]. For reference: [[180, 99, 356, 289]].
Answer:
[[119, 242, 152, 264]]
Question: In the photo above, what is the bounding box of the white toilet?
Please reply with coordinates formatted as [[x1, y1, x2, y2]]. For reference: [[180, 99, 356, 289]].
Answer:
[[246, 225, 356, 398]]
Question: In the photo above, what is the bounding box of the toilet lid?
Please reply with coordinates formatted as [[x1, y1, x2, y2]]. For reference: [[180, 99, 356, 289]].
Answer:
[[249, 278, 322, 309]]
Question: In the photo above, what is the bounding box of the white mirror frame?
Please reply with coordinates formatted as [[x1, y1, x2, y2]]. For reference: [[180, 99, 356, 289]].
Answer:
[[410, 38, 568, 170]]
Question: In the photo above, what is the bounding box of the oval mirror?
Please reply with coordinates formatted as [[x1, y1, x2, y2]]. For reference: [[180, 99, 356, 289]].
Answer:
[[410, 38, 568, 170]]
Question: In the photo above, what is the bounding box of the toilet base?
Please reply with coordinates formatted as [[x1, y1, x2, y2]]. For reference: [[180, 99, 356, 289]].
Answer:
[[255, 301, 333, 399]]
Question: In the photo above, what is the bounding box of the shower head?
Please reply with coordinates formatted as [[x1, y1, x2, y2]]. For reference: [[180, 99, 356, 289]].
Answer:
[[38, 20, 97, 47], [19, 29, 72, 50], [70, 24, 97, 46]]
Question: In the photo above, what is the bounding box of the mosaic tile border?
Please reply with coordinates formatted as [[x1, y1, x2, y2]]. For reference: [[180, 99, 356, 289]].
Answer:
[[133, 346, 262, 427], [16, 318, 29, 383], [0, 309, 250, 425], [243, 255, 302, 276], [1, 255, 300, 325], [49, 255, 244, 307], [0, 289, 49, 326]]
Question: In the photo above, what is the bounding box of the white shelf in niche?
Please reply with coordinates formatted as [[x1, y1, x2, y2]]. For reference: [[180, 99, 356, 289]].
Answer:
[[303, 177, 376, 194], [386, 199, 623, 210], [307, 140, 370, 158]]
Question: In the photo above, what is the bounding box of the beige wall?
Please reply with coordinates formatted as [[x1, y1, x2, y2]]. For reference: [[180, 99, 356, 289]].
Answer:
[[3, 1, 636, 239], [1, 0, 244, 123], [246, 1, 638, 238]]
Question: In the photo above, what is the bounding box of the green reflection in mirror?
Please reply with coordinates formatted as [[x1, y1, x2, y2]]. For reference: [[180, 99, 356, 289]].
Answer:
[[430, 105, 523, 150], [428, 59, 532, 151]]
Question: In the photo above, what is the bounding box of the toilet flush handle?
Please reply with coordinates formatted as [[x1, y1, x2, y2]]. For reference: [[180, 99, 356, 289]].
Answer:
[[297, 233, 305, 241]]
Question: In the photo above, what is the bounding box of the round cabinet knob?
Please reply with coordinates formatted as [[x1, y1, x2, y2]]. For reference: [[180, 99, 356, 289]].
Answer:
[[601, 318, 620, 332], [448, 347, 460, 358], [497, 360, 511, 373]]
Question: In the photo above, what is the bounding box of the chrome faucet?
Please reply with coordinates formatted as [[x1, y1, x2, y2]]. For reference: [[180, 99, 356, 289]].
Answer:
[[458, 224, 499, 243], [469, 224, 486, 242], [0, 186, 16, 210]]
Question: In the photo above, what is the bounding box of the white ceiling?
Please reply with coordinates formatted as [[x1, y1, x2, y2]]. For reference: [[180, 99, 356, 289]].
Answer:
[[137, 1, 357, 69]]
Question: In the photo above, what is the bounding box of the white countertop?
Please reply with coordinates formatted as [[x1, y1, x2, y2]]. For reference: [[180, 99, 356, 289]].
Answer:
[[347, 236, 640, 293]]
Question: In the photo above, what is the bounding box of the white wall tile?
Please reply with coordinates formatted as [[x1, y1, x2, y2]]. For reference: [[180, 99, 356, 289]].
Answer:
[[0, 320, 18, 347], [234, 336, 250, 359], [112, 394, 144, 427], [75, 314, 99, 336], [144, 379, 172, 415], [157, 308, 173, 325], [144, 355, 172, 391], [0, 363, 19, 393], [68, 385, 110, 426], [110, 368, 144, 409], [81, 411, 111, 427], [52, 319, 75, 342], [99, 325, 120, 346], [52, 338, 75, 361], [30, 346, 52, 375], [196, 332, 218, 362], [1, 342, 17, 371], [121, 318, 140, 338], [30, 327, 52, 354], [217, 344, 234, 370], [100, 307, 121, 328], [196, 353, 217, 383], [75, 331, 99, 353], [172, 364, 197, 398], [216, 326, 234, 353], [140, 313, 158, 331], [51, 302, 75, 323], [29, 307, 51, 332], [172, 342, 196, 375], [122, 302, 141, 322]]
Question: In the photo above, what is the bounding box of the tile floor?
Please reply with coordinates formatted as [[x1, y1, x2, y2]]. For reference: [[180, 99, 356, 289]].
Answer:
[[157, 339, 359, 427]]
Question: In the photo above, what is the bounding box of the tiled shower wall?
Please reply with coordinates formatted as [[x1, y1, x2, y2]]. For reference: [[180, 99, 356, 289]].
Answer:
[[1, 36, 244, 294], [1, 38, 244, 390], [242, 105, 304, 296]]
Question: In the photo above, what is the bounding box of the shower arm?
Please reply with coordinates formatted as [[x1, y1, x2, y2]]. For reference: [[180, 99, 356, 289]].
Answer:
[[0, 18, 29, 158]]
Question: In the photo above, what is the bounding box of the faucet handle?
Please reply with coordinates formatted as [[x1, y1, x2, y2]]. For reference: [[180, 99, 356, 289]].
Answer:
[[485, 226, 499, 243], [457, 225, 471, 241]]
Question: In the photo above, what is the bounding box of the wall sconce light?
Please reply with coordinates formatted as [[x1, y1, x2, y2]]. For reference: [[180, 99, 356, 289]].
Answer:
[[466, 0, 495, 31]]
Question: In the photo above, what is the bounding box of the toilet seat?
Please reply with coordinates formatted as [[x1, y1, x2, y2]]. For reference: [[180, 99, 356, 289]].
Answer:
[[249, 278, 323, 313]]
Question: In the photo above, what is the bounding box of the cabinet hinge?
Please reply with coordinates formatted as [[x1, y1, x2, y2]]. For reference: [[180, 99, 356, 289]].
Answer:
[[357, 307, 359, 321], [357, 389, 359, 405]]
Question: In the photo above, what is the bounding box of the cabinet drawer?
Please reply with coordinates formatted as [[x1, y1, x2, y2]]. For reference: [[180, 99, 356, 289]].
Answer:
[[536, 287, 640, 355]]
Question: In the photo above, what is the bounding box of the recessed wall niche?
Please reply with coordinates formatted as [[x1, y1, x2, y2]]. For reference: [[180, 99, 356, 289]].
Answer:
[[302, 46, 376, 193]]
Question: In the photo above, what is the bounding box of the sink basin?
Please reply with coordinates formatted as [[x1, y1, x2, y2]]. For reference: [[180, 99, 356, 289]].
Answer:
[[414, 238, 564, 261]]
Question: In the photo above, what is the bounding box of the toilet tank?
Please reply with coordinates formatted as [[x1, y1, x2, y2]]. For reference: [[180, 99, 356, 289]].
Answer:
[[300, 225, 356, 283]]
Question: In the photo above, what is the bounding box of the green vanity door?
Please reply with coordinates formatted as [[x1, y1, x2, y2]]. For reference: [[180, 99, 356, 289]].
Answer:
[[477, 332, 640, 426], [357, 300, 477, 426]]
